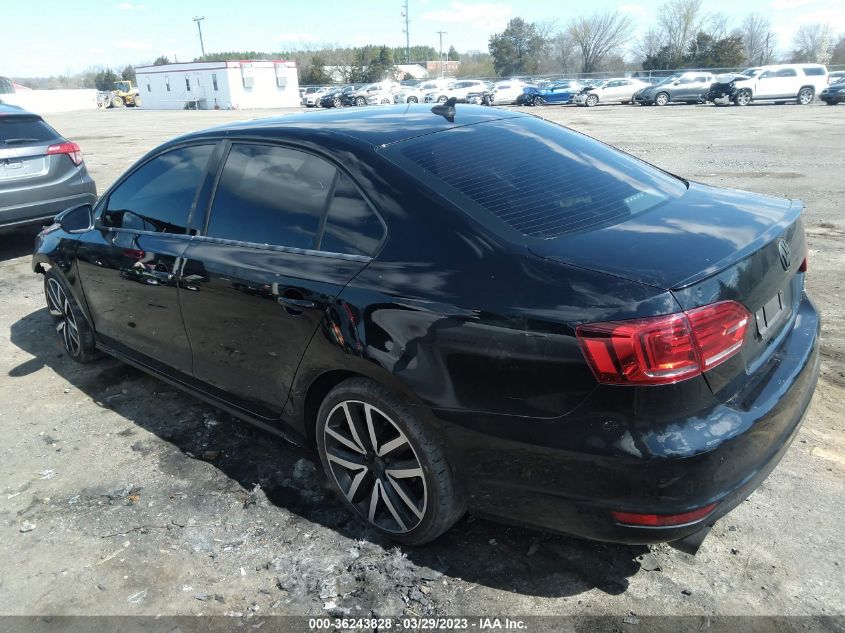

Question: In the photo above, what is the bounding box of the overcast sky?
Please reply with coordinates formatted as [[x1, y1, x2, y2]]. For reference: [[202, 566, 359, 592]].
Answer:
[[1, 0, 842, 77]]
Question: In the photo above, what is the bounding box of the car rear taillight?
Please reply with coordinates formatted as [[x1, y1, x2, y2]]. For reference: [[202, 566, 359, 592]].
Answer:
[[576, 300, 750, 385], [611, 502, 718, 527], [47, 141, 83, 166], [799, 256, 808, 273]]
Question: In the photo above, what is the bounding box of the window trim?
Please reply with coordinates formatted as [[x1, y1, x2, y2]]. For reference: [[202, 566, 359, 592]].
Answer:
[[198, 138, 387, 259]]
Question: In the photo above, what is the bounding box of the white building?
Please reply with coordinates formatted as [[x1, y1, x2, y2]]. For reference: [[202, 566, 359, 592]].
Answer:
[[135, 60, 300, 110]]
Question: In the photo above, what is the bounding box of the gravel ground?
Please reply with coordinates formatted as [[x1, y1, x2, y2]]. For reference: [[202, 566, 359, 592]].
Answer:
[[0, 103, 843, 627]]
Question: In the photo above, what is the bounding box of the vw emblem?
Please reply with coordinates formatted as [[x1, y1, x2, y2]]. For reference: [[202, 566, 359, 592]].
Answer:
[[777, 239, 791, 271]]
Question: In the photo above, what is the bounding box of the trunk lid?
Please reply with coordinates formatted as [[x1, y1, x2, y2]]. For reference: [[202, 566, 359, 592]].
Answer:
[[531, 182, 807, 401], [529, 181, 801, 290]]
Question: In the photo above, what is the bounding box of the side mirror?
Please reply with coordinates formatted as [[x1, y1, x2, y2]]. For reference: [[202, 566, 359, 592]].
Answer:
[[673, 81, 681, 86], [57, 203, 93, 233]]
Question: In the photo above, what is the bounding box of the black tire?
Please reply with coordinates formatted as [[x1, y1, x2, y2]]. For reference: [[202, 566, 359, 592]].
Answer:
[[655, 92, 669, 106], [316, 377, 464, 545], [437, 95, 447, 104], [797, 87, 814, 105], [355, 97, 365, 106], [585, 93, 598, 107], [43, 269, 100, 363], [408, 96, 418, 103]]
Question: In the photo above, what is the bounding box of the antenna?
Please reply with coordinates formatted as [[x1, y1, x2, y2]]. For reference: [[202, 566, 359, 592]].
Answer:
[[193, 16, 206, 59]]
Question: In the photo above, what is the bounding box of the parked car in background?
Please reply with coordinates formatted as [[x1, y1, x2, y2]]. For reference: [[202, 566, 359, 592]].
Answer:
[[33, 104, 819, 552], [424, 79, 487, 103], [466, 83, 494, 105], [303, 86, 334, 108], [574, 78, 650, 107], [366, 87, 399, 105], [319, 85, 360, 109], [300, 86, 323, 104], [633, 72, 715, 106], [1, 103, 96, 232], [394, 79, 452, 104], [706, 64, 828, 106], [521, 80, 583, 106], [820, 78, 845, 105], [348, 82, 396, 106], [488, 80, 534, 105], [827, 71, 845, 84]]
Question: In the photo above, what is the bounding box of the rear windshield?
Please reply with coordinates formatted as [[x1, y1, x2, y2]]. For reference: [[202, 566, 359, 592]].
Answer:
[[382, 116, 686, 239], [1, 116, 59, 145]]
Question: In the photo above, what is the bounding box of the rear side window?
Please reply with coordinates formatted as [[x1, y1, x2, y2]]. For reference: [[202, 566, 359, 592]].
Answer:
[[0, 117, 59, 144], [320, 173, 384, 256], [776, 68, 797, 77], [384, 117, 686, 240], [102, 144, 214, 233], [206, 143, 336, 249], [802, 67, 825, 76]]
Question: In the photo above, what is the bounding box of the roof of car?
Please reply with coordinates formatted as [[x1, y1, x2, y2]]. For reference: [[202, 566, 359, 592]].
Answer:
[[195, 104, 527, 147], [0, 103, 35, 117]]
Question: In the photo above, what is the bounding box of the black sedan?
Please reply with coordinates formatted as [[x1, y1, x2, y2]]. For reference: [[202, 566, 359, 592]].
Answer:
[[820, 79, 845, 105], [33, 105, 820, 550]]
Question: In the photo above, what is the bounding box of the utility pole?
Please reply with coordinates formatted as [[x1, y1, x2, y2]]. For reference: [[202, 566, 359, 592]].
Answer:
[[401, 0, 410, 64], [193, 16, 206, 59], [437, 30, 447, 77]]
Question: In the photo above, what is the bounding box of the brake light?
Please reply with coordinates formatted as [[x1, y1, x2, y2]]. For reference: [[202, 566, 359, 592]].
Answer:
[[576, 300, 750, 385], [47, 141, 83, 166], [611, 502, 718, 526]]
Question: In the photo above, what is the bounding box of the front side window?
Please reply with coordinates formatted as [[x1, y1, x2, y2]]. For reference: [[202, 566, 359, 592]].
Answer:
[[384, 117, 686, 240], [102, 144, 214, 234], [206, 144, 336, 249]]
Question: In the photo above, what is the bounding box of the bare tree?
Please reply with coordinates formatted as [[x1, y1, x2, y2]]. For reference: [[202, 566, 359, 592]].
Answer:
[[656, 0, 704, 62], [705, 13, 730, 40], [568, 10, 635, 73], [632, 27, 664, 64], [740, 13, 776, 66], [545, 30, 579, 74], [792, 22, 832, 63]]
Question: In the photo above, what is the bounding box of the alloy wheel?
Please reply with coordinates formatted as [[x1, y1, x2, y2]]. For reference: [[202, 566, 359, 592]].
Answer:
[[798, 88, 813, 105], [46, 278, 81, 357], [736, 91, 751, 106], [322, 400, 427, 533], [586, 94, 598, 107], [656, 92, 669, 106]]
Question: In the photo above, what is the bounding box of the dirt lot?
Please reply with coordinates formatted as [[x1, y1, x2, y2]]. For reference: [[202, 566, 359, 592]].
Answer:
[[1, 103, 844, 628]]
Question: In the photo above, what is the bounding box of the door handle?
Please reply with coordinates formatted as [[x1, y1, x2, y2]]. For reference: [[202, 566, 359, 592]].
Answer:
[[277, 296, 315, 310]]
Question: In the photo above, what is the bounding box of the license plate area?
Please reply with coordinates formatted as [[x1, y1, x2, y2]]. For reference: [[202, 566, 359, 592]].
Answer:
[[0, 156, 49, 181], [755, 282, 793, 340]]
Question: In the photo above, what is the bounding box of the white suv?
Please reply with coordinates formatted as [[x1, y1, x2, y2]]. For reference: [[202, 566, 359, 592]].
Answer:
[[424, 80, 487, 103], [729, 64, 828, 105]]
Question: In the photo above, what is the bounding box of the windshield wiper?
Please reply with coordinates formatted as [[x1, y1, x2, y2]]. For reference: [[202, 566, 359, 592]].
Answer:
[[3, 138, 41, 145]]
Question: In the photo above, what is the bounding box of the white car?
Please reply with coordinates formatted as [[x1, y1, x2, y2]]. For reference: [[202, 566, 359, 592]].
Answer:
[[348, 82, 397, 106], [303, 87, 333, 108], [395, 79, 452, 104], [574, 78, 651, 107], [424, 80, 487, 103], [726, 63, 828, 105], [489, 80, 535, 105], [366, 88, 400, 106]]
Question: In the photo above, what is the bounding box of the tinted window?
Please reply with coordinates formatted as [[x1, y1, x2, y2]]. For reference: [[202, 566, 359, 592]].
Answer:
[[103, 144, 213, 233], [206, 143, 336, 248], [320, 173, 384, 256], [803, 67, 825, 76], [776, 68, 797, 77], [0, 117, 59, 143], [386, 117, 686, 240]]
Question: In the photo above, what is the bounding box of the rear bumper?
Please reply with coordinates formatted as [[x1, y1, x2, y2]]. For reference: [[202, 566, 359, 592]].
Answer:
[[439, 293, 820, 545], [0, 168, 97, 229]]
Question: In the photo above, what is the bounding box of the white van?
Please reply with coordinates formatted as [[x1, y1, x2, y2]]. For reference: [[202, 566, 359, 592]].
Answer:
[[729, 64, 828, 105]]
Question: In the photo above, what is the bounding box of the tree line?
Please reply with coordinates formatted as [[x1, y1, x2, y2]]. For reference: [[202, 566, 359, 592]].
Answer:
[[12, 0, 845, 89]]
